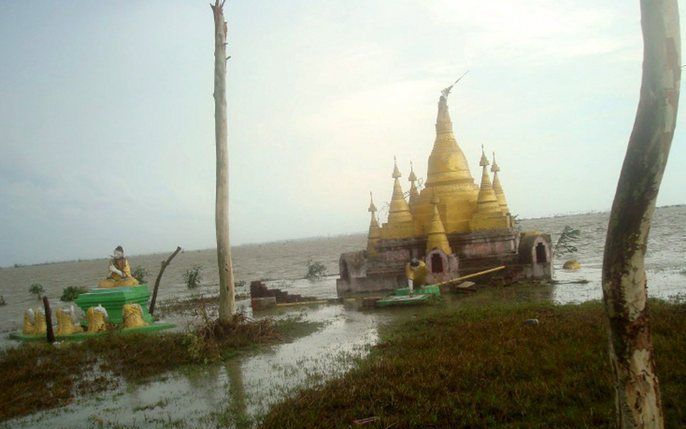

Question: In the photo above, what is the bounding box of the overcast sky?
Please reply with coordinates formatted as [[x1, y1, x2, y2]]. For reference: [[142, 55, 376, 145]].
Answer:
[[0, 0, 684, 266]]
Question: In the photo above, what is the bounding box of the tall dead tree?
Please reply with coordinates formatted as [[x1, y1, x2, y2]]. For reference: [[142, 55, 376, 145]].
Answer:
[[211, 0, 236, 322], [602, 1, 680, 428]]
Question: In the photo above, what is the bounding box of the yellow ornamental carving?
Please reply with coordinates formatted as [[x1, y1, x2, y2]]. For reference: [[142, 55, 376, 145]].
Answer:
[[123, 303, 148, 329], [56, 306, 83, 336], [86, 305, 108, 333]]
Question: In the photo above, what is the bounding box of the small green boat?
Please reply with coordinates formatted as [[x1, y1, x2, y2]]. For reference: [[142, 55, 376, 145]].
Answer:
[[375, 284, 441, 307]]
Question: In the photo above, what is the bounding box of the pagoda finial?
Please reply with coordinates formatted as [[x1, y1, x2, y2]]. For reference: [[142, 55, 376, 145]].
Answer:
[[408, 161, 417, 182], [490, 153, 510, 214], [368, 191, 377, 213], [479, 145, 489, 167], [392, 156, 401, 179], [491, 152, 500, 173]]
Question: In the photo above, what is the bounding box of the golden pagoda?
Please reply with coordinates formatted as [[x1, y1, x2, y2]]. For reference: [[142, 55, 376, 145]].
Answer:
[[380, 157, 416, 239], [470, 147, 510, 231], [491, 152, 510, 214], [425, 194, 452, 255], [367, 192, 381, 256], [340, 82, 554, 296], [412, 85, 479, 234]]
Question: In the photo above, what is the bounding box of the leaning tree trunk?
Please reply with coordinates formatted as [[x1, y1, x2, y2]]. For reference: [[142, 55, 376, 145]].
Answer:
[[602, 1, 680, 428], [211, 0, 236, 322]]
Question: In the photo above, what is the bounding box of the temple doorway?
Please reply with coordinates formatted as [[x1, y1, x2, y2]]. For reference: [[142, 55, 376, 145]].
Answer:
[[340, 260, 349, 281], [431, 253, 443, 273], [535, 242, 547, 263]]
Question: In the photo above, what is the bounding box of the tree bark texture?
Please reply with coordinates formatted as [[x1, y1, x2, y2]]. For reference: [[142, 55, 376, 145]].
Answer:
[[211, 0, 236, 322], [602, 1, 680, 428]]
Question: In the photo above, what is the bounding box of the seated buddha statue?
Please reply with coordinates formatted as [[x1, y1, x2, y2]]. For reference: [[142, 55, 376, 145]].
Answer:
[[98, 246, 140, 288]]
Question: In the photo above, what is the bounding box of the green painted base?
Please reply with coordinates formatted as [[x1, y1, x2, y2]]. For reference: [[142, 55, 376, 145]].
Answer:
[[376, 294, 431, 307], [392, 285, 441, 297], [75, 284, 154, 326], [8, 323, 175, 342]]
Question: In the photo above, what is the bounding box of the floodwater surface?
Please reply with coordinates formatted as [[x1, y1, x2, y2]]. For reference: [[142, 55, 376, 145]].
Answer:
[[1, 206, 685, 428]]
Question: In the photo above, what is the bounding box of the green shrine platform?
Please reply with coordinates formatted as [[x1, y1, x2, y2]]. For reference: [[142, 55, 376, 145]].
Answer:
[[8, 284, 174, 342], [75, 284, 154, 325]]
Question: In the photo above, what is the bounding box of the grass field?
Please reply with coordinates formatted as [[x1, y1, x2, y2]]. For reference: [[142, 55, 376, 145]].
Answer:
[[261, 300, 686, 428]]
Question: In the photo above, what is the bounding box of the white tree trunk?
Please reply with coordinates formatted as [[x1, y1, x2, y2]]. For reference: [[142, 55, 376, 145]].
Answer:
[[211, 0, 235, 322], [602, 1, 680, 428]]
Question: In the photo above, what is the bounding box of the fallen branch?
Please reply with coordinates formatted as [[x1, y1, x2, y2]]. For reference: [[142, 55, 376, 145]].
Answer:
[[149, 246, 182, 315], [42, 296, 55, 343]]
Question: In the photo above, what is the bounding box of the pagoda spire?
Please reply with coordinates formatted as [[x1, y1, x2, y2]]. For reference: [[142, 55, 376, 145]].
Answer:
[[425, 82, 475, 187], [425, 194, 452, 255], [408, 161, 420, 205], [413, 82, 479, 235], [491, 152, 510, 214], [469, 146, 509, 231], [381, 158, 415, 239], [367, 192, 381, 256]]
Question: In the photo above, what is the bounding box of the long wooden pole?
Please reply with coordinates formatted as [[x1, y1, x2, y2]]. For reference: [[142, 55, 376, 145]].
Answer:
[[148, 246, 182, 315], [435, 265, 506, 288], [211, 0, 236, 322], [42, 296, 55, 343], [602, 1, 680, 427]]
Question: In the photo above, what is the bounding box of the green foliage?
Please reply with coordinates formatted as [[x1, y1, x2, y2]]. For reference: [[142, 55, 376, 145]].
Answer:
[[131, 265, 149, 284], [183, 265, 203, 289], [28, 283, 44, 300], [60, 286, 89, 302], [305, 259, 327, 281], [554, 225, 580, 256], [262, 301, 686, 428]]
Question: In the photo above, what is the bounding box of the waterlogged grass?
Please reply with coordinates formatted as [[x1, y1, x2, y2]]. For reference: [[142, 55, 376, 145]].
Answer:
[[0, 315, 322, 422], [261, 300, 686, 428]]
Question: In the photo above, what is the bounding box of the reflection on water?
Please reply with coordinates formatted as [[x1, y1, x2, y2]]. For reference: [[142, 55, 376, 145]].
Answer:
[[1, 206, 685, 427]]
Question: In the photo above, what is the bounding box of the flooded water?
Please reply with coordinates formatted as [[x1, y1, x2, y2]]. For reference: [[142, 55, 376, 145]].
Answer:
[[1, 206, 685, 428]]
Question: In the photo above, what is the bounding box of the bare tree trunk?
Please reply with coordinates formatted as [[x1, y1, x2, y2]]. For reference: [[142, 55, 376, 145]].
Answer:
[[602, 1, 680, 428], [211, 0, 235, 322], [149, 246, 182, 316]]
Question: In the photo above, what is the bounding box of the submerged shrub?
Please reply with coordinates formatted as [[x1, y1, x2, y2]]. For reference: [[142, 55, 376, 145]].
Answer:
[[305, 260, 327, 281], [183, 265, 203, 289], [131, 265, 149, 284], [28, 283, 44, 300], [60, 286, 89, 302]]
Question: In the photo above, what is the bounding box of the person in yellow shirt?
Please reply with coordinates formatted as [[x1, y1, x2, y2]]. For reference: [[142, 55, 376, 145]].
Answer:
[[405, 258, 428, 294], [98, 246, 140, 288]]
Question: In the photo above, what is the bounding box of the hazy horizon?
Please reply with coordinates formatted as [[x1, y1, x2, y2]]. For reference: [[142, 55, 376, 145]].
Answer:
[[4, 204, 684, 268], [1, 1, 685, 266]]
